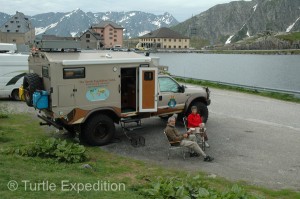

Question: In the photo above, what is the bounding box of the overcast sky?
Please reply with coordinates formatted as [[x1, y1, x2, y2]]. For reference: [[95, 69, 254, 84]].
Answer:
[[0, 0, 252, 22]]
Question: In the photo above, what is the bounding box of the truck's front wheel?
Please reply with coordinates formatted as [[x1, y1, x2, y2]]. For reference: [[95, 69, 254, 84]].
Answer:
[[82, 115, 116, 146], [188, 102, 209, 123]]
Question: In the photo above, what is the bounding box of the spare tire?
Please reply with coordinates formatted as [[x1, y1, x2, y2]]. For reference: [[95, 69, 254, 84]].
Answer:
[[23, 73, 43, 107]]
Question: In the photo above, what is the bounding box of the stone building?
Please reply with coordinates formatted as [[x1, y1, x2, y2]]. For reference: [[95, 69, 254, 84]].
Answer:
[[80, 29, 103, 50], [138, 27, 190, 49], [0, 11, 35, 45]]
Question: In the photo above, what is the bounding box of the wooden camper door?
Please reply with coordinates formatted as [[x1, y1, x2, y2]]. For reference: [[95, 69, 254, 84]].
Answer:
[[139, 67, 158, 112]]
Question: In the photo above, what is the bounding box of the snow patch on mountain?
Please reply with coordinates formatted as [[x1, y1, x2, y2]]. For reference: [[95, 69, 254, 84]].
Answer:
[[253, 4, 258, 12], [139, 31, 150, 36], [225, 35, 234, 44], [286, 17, 300, 32]]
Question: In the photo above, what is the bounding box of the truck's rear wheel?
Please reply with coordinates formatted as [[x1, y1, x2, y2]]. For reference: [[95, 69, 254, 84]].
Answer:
[[82, 114, 116, 146], [188, 102, 209, 123], [23, 73, 43, 107]]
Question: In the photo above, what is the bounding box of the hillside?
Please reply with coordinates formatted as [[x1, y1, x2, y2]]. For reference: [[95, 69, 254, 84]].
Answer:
[[173, 0, 300, 45]]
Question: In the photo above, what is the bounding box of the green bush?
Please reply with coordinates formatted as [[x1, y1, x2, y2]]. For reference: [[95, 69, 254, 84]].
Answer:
[[13, 138, 87, 163], [141, 175, 263, 199]]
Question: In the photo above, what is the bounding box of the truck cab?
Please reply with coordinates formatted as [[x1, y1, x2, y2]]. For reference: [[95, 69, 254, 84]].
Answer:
[[22, 48, 210, 146]]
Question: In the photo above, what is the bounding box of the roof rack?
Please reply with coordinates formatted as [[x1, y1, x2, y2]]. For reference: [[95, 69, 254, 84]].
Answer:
[[34, 40, 81, 52]]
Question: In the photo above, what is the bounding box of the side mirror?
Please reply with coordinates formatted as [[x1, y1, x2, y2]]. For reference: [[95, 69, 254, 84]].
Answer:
[[178, 85, 185, 93]]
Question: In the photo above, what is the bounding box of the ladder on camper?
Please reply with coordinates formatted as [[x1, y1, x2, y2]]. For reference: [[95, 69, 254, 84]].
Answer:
[[120, 118, 145, 147]]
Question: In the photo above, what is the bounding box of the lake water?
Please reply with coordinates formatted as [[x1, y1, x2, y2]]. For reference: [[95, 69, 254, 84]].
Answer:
[[152, 53, 300, 92]]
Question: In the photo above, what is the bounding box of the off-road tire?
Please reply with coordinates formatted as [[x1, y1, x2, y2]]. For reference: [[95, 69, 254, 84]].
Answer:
[[23, 73, 43, 107], [188, 101, 209, 123], [82, 114, 116, 146], [11, 89, 20, 101]]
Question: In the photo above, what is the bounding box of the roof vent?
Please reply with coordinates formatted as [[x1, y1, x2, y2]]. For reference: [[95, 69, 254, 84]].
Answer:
[[105, 53, 112, 58]]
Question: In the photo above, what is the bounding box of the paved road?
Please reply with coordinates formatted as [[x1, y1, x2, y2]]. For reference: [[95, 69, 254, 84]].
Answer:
[[102, 87, 300, 190], [2, 88, 300, 190]]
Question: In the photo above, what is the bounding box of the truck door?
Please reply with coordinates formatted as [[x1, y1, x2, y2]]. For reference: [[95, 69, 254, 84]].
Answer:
[[139, 67, 158, 112]]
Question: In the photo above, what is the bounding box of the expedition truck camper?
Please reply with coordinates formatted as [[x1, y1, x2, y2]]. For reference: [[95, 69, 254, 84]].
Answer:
[[22, 48, 211, 146]]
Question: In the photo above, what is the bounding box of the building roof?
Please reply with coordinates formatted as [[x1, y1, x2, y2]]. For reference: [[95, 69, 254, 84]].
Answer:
[[0, 11, 33, 33], [140, 27, 189, 39], [80, 29, 102, 40], [42, 35, 79, 41], [91, 21, 123, 29]]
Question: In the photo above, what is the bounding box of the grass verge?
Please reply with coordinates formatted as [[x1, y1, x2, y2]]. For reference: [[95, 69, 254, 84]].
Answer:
[[0, 114, 300, 198], [175, 77, 300, 104]]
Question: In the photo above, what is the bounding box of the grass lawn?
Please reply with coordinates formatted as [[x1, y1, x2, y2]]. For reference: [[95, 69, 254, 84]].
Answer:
[[1, 114, 300, 198]]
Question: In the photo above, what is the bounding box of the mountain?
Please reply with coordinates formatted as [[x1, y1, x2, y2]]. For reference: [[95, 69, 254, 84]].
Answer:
[[173, 0, 300, 45], [0, 9, 179, 38]]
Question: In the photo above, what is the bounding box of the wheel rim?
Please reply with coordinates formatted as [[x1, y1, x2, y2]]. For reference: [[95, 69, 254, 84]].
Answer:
[[93, 122, 109, 140], [12, 90, 20, 100]]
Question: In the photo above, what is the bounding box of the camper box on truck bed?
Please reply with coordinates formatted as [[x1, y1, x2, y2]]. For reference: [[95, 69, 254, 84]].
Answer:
[[23, 50, 211, 146]]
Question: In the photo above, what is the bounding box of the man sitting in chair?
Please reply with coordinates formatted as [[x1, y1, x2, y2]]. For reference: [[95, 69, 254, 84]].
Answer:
[[187, 106, 210, 148], [165, 116, 214, 162]]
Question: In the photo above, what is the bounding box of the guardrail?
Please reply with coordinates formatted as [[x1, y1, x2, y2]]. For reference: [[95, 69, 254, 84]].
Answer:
[[172, 75, 300, 98]]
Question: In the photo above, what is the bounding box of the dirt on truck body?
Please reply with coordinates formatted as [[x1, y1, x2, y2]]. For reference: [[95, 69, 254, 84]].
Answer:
[[21, 48, 211, 146]]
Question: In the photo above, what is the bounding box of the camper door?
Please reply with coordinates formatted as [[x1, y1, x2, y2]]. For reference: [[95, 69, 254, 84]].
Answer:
[[139, 67, 158, 112]]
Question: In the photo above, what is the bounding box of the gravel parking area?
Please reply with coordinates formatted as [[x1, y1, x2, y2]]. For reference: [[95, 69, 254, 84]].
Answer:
[[2, 88, 300, 191]]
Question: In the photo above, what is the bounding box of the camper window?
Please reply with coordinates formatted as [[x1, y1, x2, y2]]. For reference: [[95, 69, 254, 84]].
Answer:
[[63, 68, 85, 79], [42, 66, 49, 78]]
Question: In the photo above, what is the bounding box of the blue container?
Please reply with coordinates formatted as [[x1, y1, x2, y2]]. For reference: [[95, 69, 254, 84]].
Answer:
[[33, 91, 49, 109]]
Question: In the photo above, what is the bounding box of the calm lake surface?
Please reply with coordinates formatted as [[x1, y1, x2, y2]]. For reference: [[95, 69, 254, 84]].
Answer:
[[152, 53, 300, 92]]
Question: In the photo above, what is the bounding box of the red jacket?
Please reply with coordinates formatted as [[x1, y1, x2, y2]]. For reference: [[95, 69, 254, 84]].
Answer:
[[187, 113, 202, 128]]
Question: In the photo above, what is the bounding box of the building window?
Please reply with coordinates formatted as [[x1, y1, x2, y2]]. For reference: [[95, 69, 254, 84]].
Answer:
[[179, 46, 181, 48], [109, 28, 113, 31], [169, 39, 171, 42], [12, 39, 16, 42], [17, 25, 21, 28], [179, 39, 181, 42], [185, 39, 187, 42], [174, 39, 176, 42], [16, 30, 19, 32], [168, 45, 171, 48], [114, 30, 117, 33], [7, 30, 10, 32], [164, 45, 166, 48], [184, 46, 187, 48], [101, 30, 103, 33], [24, 17, 28, 20], [10, 21, 14, 23], [16, 21, 19, 23], [174, 46, 176, 48], [5, 25, 8, 28], [164, 39, 166, 42], [15, 17, 18, 19], [114, 39, 117, 42], [86, 34, 90, 38], [109, 37, 113, 40], [114, 35, 117, 37], [158, 39, 160, 42], [86, 40, 90, 43], [109, 32, 113, 35]]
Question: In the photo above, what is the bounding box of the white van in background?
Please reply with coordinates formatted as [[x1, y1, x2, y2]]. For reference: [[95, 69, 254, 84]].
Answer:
[[0, 43, 29, 100]]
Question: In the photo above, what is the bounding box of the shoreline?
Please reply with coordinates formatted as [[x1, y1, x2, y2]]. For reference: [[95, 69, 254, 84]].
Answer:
[[174, 77, 300, 103], [148, 49, 300, 55]]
